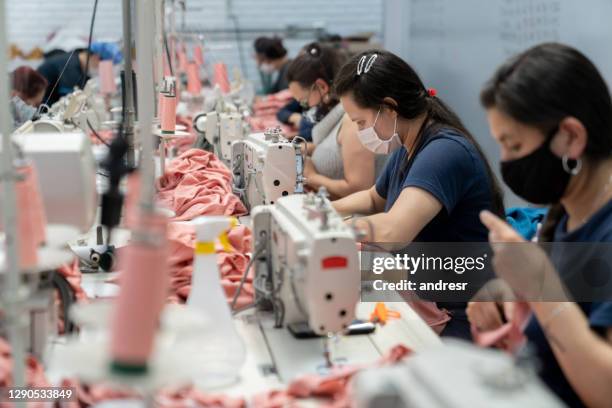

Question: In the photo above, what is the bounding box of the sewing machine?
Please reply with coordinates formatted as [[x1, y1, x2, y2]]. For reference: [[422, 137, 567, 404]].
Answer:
[[11, 132, 97, 232], [15, 81, 109, 135], [192, 98, 250, 163], [231, 127, 305, 210], [251, 189, 359, 336], [352, 340, 565, 408]]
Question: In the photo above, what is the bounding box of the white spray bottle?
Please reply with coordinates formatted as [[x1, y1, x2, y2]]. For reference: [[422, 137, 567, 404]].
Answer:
[[187, 215, 246, 389]]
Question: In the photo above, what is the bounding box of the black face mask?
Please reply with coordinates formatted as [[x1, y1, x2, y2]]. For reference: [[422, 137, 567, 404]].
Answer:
[[501, 129, 572, 204]]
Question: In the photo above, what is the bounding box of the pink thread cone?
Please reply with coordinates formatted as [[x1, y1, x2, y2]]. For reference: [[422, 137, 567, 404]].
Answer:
[[187, 63, 202, 96], [99, 60, 116, 95], [161, 94, 177, 133], [213, 63, 230, 94], [110, 211, 169, 370], [194, 45, 204, 66], [178, 46, 188, 74], [14, 165, 44, 269]]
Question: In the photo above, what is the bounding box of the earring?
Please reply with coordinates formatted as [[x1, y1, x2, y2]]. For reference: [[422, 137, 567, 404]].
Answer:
[[562, 155, 582, 175]]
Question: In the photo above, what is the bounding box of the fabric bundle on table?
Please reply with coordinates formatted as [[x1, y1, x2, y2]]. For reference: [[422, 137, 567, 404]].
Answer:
[[156, 149, 247, 222], [252, 344, 412, 408], [248, 90, 295, 136]]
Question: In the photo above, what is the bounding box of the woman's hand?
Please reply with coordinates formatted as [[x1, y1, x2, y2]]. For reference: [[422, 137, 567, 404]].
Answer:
[[480, 210, 564, 301], [303, 157, 320, 190], [468, 279, 517, 330], [288, 113, 302, 128]]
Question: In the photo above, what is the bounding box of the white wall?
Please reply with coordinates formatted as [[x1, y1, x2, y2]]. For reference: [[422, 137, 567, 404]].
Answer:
[[7, 0, 384, 83]]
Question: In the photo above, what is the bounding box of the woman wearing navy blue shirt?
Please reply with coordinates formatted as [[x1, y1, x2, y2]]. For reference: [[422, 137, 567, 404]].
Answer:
[[332, 50, 505, 339], [468, 43, 612, 407]]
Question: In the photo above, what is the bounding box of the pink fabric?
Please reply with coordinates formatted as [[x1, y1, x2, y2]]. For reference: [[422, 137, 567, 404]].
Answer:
[[252, 344, 412, 408], [187, 63, 202, 95], [471, 301, 530, 353], [213, 63, 230, 94], [99, 60, 116, 95], [406, 301, 451, 335], [165, 222, 254, 308], [0, 338, 50, 408], [248, 90, 296, 135], [156, 149, 247, 221], [193, 45, 204, 67], [110, 212, 169, 365]]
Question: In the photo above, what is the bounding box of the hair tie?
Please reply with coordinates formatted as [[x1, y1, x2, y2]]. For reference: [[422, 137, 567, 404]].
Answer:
[[309, 47, 318, 56], [428, 88, 438, 97]]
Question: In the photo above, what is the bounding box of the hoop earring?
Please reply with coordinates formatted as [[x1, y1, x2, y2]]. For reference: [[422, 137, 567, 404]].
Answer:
[[562, 155, 582, 175]]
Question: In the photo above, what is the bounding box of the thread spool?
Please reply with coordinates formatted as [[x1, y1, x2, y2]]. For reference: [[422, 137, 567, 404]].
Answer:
[[194, 45, 204, 66], [160, 93, 177, 134], [213, 63, 230, 94], [99, 60, 117, 95], [178, 46, 188, 74], [186, 62, 202, 96], [14, 164, 47, 269], [110, 210, 169, 375]]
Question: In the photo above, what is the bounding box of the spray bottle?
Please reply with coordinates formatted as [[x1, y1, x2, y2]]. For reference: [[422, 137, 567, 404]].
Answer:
[[187, 215, 246, 388]]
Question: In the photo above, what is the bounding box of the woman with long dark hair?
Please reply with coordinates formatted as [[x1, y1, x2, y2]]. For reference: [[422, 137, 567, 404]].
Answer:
[[333, 50, 505, 339], [468, 43, 612, 407], [286, 43, 388, 199]]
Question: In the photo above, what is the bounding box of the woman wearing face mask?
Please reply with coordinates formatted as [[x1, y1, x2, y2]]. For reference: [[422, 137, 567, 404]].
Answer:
[[467, 43, 612, 408], [9, 66, 48, 128], [286, 43, 388, 199], [253, 36, 291, 95], [333, 50, 505, 339]]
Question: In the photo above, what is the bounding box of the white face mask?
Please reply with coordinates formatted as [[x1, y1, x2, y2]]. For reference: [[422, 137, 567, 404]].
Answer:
[[357, 108, 402, 154], [259, 63, 275, 74]]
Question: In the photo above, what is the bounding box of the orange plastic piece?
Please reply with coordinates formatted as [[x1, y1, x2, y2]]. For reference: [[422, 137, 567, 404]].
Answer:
[[370, 302, 401, 325]]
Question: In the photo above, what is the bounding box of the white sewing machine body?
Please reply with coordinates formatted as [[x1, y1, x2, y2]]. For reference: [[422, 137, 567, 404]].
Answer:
[[352, 340, 565, 408], [193, 100, 250, 165], [251, 192, 359, 335], [231, 128, 305, 210], [10, 132, 97, 232], [17, 81, 109, 135]]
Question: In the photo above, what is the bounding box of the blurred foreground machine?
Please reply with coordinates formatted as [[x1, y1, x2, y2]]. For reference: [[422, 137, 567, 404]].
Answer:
[[251, 190, 359, 335], [352, 340, 566, 408], [231, 127, 305, 210]]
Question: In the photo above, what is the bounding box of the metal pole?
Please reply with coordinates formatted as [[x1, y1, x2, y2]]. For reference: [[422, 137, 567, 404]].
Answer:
[[136, 0, 157, 211], [123, 0, 136, 168], [0, 1, 26, 397]]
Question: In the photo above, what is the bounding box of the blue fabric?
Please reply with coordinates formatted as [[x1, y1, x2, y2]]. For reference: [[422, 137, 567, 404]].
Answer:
[[90, 42, 123, 64], [525, 199, 612, 407], [375, 127, 494, 243], [505, 207, 548, 240]]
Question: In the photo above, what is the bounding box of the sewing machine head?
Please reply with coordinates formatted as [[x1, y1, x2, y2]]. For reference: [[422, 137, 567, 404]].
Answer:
[[193, 106, 248, 165], [231, 128, 305, 211], [251, 191, 359, 335]]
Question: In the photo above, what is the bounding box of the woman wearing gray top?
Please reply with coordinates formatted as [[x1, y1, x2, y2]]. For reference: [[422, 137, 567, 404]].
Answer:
[[286, 42, 387, 199]]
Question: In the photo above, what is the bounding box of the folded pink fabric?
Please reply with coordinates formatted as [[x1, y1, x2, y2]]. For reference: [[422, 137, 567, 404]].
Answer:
[[252, 344, 412, 408], [249, 90, 297, 136], [471, 301, 530, 353], [156, 149, 247, 222]]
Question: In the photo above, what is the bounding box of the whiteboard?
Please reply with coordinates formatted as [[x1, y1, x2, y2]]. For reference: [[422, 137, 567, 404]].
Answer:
[[388, 0, 612, 206]]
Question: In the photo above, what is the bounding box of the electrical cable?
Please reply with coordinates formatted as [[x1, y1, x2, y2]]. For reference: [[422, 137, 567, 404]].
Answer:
[[82, 0, 100, 88], [163, 31, 175, 77], [87, 118, 109, 147]]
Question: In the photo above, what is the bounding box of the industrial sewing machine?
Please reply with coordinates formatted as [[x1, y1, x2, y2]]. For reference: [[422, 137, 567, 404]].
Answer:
[[251, 189, 359, 335], [231, 127, 306, 210], [352, 340, 565, 408], [192, 96, 250, 164], [15, 81, 109, 135]]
